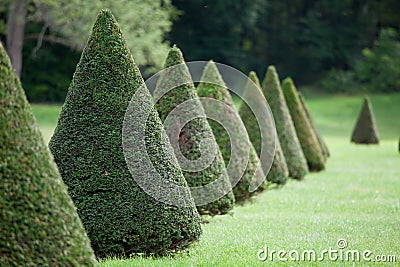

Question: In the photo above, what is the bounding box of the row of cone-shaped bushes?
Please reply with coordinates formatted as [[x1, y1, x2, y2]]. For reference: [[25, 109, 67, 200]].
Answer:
[[1, 9, 332, 265]]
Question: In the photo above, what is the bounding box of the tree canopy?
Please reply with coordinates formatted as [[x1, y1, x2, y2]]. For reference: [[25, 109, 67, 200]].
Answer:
[[1, 0, 400, 102], [1, 0, 175, 77]]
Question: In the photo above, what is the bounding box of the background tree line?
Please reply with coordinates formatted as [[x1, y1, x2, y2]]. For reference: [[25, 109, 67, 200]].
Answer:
[[1, 0, 399, 102]]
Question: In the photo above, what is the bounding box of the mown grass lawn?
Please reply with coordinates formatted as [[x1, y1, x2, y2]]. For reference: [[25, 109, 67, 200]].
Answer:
[[33, 93, 400, 266]]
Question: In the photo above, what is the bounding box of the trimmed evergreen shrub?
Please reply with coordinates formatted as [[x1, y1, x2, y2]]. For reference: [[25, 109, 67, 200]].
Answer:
[[239, 71, 289, 185], [154, 48, 235, 213], [49, 10, 201, 257], [351, 96, 380, 144], [261, 66, 308, 179], [282, 78, 325, 171], [298, 93, 330, 159], [0, 42, 97, 266], [196, 62, 266, 202]]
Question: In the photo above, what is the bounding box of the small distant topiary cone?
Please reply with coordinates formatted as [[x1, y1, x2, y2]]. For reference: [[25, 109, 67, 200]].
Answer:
[[0, 43, 97, 266], [261, 66, 308, 179], [49, 10, 201, 257], [196, 61, 266, 203], [154, 47, 235, 214], [351, 96, 380, 144], [239, 71, 289, 185], [282, 78, 325, 171], [298, 93, 330, 159]]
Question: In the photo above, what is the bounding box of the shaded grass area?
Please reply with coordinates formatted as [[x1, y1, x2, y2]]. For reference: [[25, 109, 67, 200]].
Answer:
[[32, 94, 400, 266]]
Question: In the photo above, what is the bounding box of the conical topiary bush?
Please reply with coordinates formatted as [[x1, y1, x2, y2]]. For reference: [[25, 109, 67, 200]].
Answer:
[[49, 10, 201, 257], [298, 92, 330, 159], [196, 62, 266, 202], [282, 78, 325, 171], [154, 48, 235, 213], [0, 42, 97, 266], [238, 71, 288, 185], [261, 66, 308, 179], [351, 96, 380, 144]]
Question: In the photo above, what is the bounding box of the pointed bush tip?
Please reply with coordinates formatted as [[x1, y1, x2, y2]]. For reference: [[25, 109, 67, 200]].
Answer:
[[165, 45, 184, 68], [248, 71, 259, 84]]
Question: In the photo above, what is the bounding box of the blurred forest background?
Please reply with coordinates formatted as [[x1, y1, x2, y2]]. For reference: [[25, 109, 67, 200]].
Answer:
[[1, 0, 399, 102]]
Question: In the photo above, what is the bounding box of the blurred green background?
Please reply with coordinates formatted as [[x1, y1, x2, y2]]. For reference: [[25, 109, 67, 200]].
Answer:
[[1, 0, 400, 103]]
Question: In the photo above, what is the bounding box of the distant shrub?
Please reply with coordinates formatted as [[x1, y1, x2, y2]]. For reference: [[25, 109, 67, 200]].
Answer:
[[351, 96, 379, 144]]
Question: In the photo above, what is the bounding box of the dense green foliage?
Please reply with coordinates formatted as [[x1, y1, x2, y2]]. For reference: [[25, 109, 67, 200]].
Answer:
[[197, 62, 266, 202], [238, 71, 288, 185], [21, 34, 81, 102], [262, 66, 308, 179], [320, 28, 400, 93], [282, 78, 325, 172], [154, 47, 234, 214], [351, 96, 380, 144], [1, 0, 176, 101], [1, 0, 175, 67], [355, 28, 400, 93], [2, 0, 400, 102], [169, 0, 261, 72], [171, 0, 400, 89], [0, 42, 97, 266], [298, 93, 330, 159], [49, 10, 201, 257]]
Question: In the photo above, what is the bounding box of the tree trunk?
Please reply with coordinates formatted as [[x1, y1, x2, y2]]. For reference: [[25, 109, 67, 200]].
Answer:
[[6, 0, 27, 78]]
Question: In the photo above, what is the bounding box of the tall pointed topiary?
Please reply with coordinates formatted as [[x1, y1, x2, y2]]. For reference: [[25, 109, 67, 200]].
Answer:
[[298, 92, 330, 159], [238, 71, 288, 185], [351, 96, 380, 144], [0, 43, 97, 266], [196, 62, 266, 202], [261, 66, 308, 179], [49, 10, 201, 257], [282, 78, 325, 171], [154, 48, 235, 213]]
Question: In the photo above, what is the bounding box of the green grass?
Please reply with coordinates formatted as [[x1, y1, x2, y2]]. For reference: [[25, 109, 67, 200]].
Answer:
[[31, 104, 61, 143], [32, 94, 400, 266]]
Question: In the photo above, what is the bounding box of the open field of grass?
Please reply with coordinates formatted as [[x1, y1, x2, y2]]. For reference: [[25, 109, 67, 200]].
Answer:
[[32, 93, 400, 266]]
